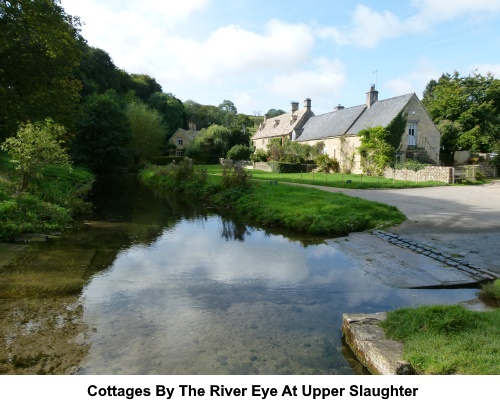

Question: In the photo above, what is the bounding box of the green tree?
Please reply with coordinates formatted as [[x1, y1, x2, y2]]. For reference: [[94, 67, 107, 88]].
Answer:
[[423, 71, 500, 164], [227, 144, 252, 161], [266, 108, 286, 118], [184, 100, 224, 130], [218, 99, 238, 127], [73, 92, 131, 173], [185, 124, 231, 163], [0, 0, 84, 140], [126, 101, 166, 166], [147, 92, 185, 137], [357, 126, 395, 175], [1, 119, 71, 192]]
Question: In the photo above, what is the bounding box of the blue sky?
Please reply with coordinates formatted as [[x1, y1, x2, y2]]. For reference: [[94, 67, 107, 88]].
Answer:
[[60, 0, 500, 115]]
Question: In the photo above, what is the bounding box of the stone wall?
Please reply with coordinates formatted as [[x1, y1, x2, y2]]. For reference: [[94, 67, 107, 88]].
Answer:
[[383, 166, 453, 184]]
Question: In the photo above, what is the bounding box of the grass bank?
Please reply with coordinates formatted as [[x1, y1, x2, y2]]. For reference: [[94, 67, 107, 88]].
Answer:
[[140, 162, 406, 237], [0, 151, 94, 241], [380, 305, 500, 374]]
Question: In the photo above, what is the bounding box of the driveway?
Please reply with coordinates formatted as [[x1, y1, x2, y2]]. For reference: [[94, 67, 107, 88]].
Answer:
[[290, 181, 500, 281]]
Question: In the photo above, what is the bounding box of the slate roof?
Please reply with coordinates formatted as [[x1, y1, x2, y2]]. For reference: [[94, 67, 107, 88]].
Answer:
[[296, 93, 415, 142], [251, 107, 313, 140], [347, 93, 414, 134], [297, 105, 366, 142], [171, 128, 199, 142]]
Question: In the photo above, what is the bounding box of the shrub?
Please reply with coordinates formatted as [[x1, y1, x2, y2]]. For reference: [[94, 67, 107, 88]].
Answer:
[[269, 161, 302, 173], [220, 163, 252, 190], [227, 144, 252, 161], [149, 156, 186, 165], [251, 149, 268, 162], [315, 155, 339, 173]]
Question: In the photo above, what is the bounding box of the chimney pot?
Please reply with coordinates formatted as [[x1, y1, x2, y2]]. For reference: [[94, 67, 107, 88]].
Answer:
[[304, 98, 311, 110]]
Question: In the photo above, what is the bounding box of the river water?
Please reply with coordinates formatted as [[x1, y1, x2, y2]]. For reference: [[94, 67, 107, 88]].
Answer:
[[1, 175, 480, 374]]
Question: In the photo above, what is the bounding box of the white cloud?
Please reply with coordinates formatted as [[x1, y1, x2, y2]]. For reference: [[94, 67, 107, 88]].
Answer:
[[470, 64, 500, 77], [268, 58, 346, 110], [384, 58, 441, 98], [322, 0, 500, 48]]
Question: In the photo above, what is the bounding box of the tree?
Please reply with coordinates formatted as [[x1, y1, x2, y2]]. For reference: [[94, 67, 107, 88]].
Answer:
[[147, 92, 185, 137], [184, 100, 224, 130], [72, 92, 131, 173], [266, 108, 286, 118], [0, 0, 84, 140], [126, 101, 166, 166], [423, 71, 500, 164], [185, 124, 231, 164], [129, 74, 162, 102], [357, 126, 395, 175], [227, 144, 252, 161], [218, 99, 238, 127], [1, 119, 71, 192]]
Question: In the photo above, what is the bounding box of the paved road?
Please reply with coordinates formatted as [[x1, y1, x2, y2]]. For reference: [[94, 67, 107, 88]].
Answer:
[[290, 180, 500, 279]]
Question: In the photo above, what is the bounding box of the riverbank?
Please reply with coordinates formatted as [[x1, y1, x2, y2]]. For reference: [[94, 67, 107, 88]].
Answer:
[[140, 163, 406, 237], [0, 151, 94, 242]]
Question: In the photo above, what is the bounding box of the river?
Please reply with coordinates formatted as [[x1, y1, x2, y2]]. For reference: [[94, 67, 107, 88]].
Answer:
[[0, 175, 479, 374]]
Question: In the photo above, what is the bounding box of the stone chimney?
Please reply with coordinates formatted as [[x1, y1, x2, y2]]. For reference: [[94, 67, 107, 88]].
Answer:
[[188, 122, 197, 131], [304, 98, 312, 111], [291, 101, 299, 113], [366, 84, 378, 108], [334, 104, 344, 111]]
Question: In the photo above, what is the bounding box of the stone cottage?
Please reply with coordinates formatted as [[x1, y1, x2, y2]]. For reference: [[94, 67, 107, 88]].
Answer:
[[169, 123, 199, 156], [296, 86, 441, 174], [251, 99, 315, 150]]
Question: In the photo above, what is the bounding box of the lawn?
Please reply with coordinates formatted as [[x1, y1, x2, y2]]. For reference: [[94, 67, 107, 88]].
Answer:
[[201, 165, 446, 189]]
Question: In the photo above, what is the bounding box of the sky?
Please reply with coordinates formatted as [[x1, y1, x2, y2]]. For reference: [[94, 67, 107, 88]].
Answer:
[[60, 0, 500, 115]]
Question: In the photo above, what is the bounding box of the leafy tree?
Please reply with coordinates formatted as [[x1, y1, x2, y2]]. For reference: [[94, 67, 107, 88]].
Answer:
[[147, 92, 185, 137], [129, 74, 162, 103], [184, 100, 224, 130], [266, 138, 311, 163], [126, 101, 166, 166], [185, 124, 231, 164], [423, 71, 500, 164], [227, 144, 252, 161], [357, 126, 395, 175], [1, 119, 71, 192], [72, 92, 131, 173], [315, 154, 339, 173], [266, 108, 286, 118], [0, 0, 84, 140], [219, 99, 238, 127]]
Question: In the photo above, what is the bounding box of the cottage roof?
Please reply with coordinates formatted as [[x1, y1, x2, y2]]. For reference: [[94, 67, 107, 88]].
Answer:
[[347, 93, 414, 134], [171, 128, 199, 142], [296, 93, 415, 142], [297, 105, 366, 142], [251, 107, 313, 140]]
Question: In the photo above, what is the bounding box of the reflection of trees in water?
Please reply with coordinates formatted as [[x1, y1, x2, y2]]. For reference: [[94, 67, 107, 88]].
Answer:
[[219, 218, 250, 241]]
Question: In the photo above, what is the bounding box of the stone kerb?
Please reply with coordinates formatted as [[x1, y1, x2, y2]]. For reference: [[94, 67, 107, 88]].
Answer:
[[383, 166, 453, 184]]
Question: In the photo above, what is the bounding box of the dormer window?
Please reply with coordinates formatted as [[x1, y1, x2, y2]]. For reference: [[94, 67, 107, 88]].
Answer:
[[274, 119, 280, 128], [290, 115, 297, 125]]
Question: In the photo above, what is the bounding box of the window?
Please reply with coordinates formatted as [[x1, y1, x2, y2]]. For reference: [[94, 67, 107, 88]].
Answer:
[[176, 150, 183, 157], [176, 138, 183, 146], [408, 123, 417, 147]]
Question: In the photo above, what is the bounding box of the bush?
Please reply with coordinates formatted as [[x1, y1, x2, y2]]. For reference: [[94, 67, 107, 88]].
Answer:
[[220, 163, 252, 190], [251, 149, 268, 162], [395, 159, 429, 172], [315, 155, 339, 173], [269, 161, 302, 173], [227, 144, 252, 161], [149, 156, 186, 165]]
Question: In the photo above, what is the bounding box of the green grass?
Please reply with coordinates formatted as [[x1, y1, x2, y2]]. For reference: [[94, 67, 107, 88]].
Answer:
[[141, 163, 406, 237], [479, 279, 500, 307], [380, 305, 500, 374], [200, 165, 445, 189], [234, 181, 405, 236]]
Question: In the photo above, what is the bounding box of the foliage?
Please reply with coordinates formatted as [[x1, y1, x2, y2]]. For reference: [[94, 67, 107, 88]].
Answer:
[[220, 163, 252, 190], [268, 161, 302, 173], [267, 138, 311, 164], [357, 126, 395, 176], [149, 156, 186, 165], [183, 100, 224, 130], [0, 0, 84, 140], [227, 144, 252, 161], [218, 100, 238, 127], [126, 101, 166, 167], [385, 110, 407, 149], [1, 119, 71, 192], [266, 108, 286, 118], [147, 92, 185, 138], [309, 141, 325, 160], [339, 136, 356, 174], [422, 71, 500, 165], [381, 305, 500, 374], [185, 124, 231, 164], [73, 91, 131, 173], [250, 149, 269, 162], [315, 154, 339, 173], [394, 159, 429, 172]]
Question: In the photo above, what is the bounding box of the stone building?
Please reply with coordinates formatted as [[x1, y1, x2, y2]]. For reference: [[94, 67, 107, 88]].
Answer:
[[296, 86, 441, 173], [251, 99, 315, 150], [169, 123, 199, 156]]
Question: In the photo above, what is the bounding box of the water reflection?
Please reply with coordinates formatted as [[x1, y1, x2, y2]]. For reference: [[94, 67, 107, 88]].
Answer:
[[79, 204, 478, 374]]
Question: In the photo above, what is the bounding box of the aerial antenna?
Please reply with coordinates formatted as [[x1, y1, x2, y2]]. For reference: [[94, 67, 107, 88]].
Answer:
[[373, 70, 378, 89]]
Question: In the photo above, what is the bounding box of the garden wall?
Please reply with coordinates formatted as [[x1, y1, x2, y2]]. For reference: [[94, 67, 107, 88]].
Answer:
[[383, 166, 453, 184]]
